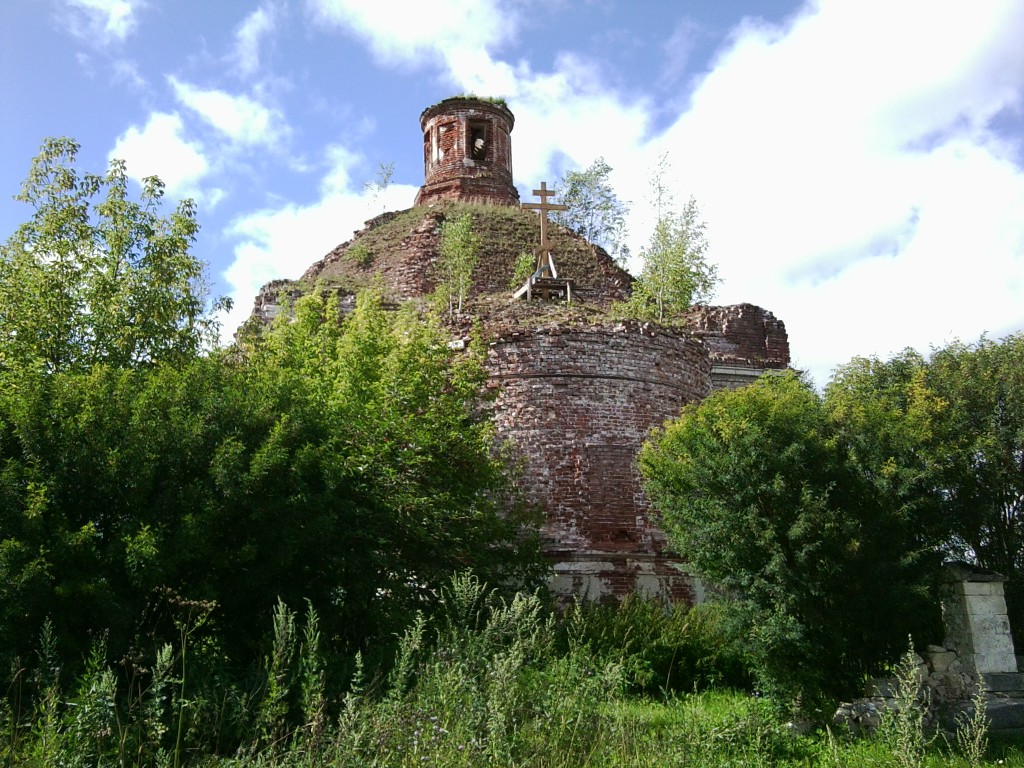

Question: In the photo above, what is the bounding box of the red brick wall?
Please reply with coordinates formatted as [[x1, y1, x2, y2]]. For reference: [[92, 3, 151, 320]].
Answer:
[[685, 303, 790, 386], [415, 98, 520, 207], [486, 324, 711, 602]]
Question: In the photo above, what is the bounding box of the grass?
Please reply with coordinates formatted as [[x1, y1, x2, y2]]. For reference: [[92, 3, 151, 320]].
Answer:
[[2, 575, 1022, 767]]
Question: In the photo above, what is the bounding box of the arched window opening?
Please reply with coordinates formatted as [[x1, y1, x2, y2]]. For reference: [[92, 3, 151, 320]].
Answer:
[[469, 122, 488, 162]]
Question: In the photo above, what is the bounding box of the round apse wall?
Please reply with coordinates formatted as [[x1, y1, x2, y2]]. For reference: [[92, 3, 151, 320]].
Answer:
[[486, 323, 711, 602]]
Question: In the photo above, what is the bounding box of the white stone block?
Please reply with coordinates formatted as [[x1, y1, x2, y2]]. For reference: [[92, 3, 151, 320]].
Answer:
[[973, 650, 1020, 675], [961, 581, 1003, 597], [966, 614, 1012, 639], [634, 573, 662, 598], [964, 594, 1010, 616], [555, 561, 614, 574]]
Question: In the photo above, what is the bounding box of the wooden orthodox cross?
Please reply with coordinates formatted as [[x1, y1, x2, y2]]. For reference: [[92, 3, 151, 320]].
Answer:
[[521, 181, 567, 278], [515, 182, 574, 302]]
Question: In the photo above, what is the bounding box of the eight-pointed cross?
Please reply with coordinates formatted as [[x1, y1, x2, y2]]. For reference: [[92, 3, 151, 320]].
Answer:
[[522, 181, 567, 275]]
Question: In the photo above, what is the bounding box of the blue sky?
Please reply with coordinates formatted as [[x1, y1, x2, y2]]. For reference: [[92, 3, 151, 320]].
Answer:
[[2, 0, 1023, 385]]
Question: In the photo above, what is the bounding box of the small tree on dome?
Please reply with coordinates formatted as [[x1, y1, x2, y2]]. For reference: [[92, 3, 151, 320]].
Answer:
[[625, 153, 719, 321], [433, 212, 480, 319], [552, 157, 631, 265]]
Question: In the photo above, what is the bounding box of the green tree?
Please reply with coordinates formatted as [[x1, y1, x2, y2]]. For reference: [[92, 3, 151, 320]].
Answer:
[[552, 157, 630, 264], [826, 339, 1024, 648], [0, 290, 543, 677], [640, 371, 943, 704], [0, 140, 543, 680], [622, 154, 720, 323], [625, 155, 718, 321], [925, 335, 1024, 646], [627, 196, 718, 321], [0, 138, 224, 374], [434, 211, 480, 317], [824, 350, 949, 547], [508, 251, 534, 291]]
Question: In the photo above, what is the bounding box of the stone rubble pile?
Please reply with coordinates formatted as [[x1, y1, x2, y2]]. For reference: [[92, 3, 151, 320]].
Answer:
[[832, 644, 977, 736]]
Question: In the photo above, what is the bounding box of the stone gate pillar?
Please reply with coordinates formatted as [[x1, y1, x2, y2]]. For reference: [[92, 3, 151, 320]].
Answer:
[[941, 562, 1020, 685]]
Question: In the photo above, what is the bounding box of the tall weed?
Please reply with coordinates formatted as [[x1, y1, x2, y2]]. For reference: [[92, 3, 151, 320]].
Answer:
[[294, 600, 327, 756], [7, 578, 1022, 767], [28, 619, 64, 766], [252, 599, 298, 757], [63, 636, 118, 765], [954, 678, 989, 766], [879, 639, 931, 768]]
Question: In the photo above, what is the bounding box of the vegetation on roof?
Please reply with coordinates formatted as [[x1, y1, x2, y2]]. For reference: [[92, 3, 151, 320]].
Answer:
[[427, 94, 510, 110], [304, 202, 630, 307]]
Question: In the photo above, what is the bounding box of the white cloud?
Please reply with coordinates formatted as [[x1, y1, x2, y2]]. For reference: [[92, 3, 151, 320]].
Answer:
[[63, 0, 143, 45], [220, 146, 419, 338], [639, 0, 1024, 384], [112, 58, 146, 89], [423, 0, 1024, 385], [169, 77, 289, 147], [232, 3, 280, 76], [304, 0, 649, 181], [505, 58, 653, 187], [660, 18, 701, 87], [109, 112, 213, 200], [307, 0, 516, 66]]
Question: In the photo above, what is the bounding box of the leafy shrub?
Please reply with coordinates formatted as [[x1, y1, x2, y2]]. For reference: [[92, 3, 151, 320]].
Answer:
[[509, 250, 535, 290], [0, 289, 544, 681], [563, 596, 753, 696], [344, 241, 373, 265], [642, 370, 945, 707]]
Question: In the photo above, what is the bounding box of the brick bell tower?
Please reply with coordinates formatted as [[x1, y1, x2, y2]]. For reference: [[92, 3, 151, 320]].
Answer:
[[415, 96, 520, 207]]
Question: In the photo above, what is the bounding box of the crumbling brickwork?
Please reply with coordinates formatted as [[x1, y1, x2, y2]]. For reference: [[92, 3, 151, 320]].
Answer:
[[686, 303, 790, 391], [303, 210, 442, 298], [415, 97, 520, 207], [296, 206, 632, 306], [686, 303, 790, 367], [486, 324, 712, 601]]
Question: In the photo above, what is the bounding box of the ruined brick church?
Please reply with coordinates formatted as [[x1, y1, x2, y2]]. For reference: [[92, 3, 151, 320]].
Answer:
[[248, 96, 791, 603]]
